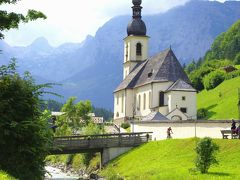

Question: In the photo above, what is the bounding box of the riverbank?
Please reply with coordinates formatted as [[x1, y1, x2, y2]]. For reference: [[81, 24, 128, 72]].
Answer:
[[45, 161, 102, 179]]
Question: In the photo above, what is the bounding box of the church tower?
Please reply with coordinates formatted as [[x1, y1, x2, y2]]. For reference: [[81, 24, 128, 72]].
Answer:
[[123, 0, 149, 79]]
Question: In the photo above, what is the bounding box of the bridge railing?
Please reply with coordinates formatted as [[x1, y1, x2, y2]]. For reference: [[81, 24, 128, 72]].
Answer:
[[52, 132, 152, 151]]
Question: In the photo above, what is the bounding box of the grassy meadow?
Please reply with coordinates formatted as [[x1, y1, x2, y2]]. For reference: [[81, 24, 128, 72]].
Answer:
[[197, 77, 240, 120], [101, 138, 240, 179]]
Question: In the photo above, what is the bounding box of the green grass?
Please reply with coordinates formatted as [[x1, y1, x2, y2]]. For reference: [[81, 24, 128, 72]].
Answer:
[[197, 77, 240, 119], [0, 171, 16, 180], [101, 139, 240, 180]]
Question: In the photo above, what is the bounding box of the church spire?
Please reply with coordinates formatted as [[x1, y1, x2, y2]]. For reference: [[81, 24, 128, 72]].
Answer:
[[127, 0, 147, 36], [132, 0, 142, 19]]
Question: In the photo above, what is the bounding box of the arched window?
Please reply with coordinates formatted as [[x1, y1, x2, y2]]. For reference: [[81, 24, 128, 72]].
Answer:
[[125, 44, 129, 60], [138, 95, 141, 110], [136, 43, 142, 56], [159, 91, 164, 107], [143, 93, 146, 110], [121, 94, 124, 113], [116, 112, 119, 118], [116, 94, 119, 105], [149, 91, 151, 108]]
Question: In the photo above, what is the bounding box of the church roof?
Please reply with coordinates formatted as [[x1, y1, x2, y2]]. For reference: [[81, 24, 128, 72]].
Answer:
[[167, 79, 196, 92], [114, 48, 191, 92], [141, 111, 169, 121]]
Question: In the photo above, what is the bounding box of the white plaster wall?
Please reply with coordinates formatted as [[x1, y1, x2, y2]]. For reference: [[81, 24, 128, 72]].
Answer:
[[131, 122, 231, 140], [134, 84, 152, 117], [114, 90, 125, 119], [125, 89, 134, 117], [159, 106, 169, 115], [166, 109, 188, 120], [152, 82, 173, 108], [124, 36, 149, 61], [167, 91, 197, 119]]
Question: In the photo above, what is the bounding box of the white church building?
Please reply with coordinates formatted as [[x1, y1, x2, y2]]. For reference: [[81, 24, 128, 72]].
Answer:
[[113, 0, 197, 124]]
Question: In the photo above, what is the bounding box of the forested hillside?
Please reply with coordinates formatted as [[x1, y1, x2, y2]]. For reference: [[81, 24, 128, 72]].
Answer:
[[185, 20, 240, 119]]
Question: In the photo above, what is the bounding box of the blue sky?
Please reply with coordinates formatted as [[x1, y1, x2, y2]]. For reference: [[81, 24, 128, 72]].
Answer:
[[1, 0, 230, 46]]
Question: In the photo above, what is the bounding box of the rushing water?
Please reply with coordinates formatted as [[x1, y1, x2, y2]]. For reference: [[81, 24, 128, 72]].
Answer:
[[45, 166, 80, 180]]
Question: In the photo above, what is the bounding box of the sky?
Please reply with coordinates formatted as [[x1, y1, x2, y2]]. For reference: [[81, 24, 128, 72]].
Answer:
[[1, 0, 229, 47]]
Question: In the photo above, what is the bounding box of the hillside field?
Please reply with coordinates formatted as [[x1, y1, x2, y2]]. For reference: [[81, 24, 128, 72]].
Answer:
[[101, 139, 240, 179], [197, 77, 240, 120]]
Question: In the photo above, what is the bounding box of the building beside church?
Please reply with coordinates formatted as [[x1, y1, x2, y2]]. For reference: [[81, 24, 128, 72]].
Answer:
[[114, 0, 197, 124]]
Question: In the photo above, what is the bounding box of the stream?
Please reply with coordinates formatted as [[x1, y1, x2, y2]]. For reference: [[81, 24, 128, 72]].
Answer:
[[45, 166, 80, 180]]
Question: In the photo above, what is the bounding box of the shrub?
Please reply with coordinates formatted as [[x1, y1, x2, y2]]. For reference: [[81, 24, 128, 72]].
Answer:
[[189, 67, 214, 91], [203, 70, 225, 90], [195, 137, 219, 174], [121, 122, 130, 129], [197, 108, 208, 119], [225, 69, 240, 80]]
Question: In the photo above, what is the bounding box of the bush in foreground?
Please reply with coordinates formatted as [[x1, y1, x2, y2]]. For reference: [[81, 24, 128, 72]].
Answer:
[[195, 137, 219, 174]]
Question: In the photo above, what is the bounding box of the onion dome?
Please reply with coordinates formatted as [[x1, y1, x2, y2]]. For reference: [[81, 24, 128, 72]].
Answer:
[[127, 0, 146, 36]]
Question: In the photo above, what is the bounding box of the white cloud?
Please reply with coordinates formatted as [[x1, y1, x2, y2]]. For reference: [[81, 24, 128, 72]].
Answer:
[[1, 0, 229, 46]]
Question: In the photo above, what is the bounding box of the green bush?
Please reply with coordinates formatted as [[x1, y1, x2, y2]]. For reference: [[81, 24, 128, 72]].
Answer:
[[225, 69, 240, 80], [197, 108, 208, 119], [121, 122, 130, 129], [195, 137, 219, 174], [189, 66, 214, 91], [203, 70, 226, 90]]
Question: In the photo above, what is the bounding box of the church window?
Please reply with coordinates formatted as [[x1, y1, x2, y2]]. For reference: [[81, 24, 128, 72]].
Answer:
[[149, 92, 151, 108], [116, 112, 119, 117], [180, 107, 187, 113], [121, 94, 124, 113], [138, 95, 141, 110], [159, 91, 164, 107], [182, 96, 186, 101], [143, 93, 146, 110], [125, 44, 129, 60], [136, 43, 142, 56], [116, 94, 119, 105]]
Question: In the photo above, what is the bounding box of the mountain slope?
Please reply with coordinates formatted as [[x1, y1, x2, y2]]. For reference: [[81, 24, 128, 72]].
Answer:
[[197, 77, 240, 120]]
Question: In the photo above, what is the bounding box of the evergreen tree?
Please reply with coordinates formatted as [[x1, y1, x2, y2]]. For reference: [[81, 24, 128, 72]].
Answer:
[[195, 137, 219, 174]]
